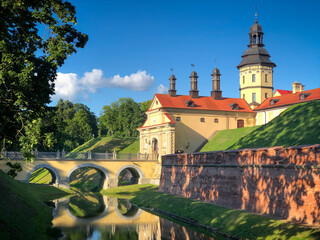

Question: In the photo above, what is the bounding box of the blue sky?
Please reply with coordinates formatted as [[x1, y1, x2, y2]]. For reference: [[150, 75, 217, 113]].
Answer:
[[51, 0, 320, 116]]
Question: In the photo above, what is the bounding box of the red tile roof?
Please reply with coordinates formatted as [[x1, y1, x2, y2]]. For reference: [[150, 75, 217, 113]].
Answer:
[[255, 88, 320, 111], [152, 94, 253, 112], [274, 89, 293, 95]]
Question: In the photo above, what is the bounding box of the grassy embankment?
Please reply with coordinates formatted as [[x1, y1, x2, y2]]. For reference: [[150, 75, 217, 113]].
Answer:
[[0, 170, 72, 240], [67, 136, 139, 158], [103, 184, 320, 240], [201, 100, 320, 151]]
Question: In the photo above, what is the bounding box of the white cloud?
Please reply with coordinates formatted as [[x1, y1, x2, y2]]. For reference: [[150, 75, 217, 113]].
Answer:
[[157, 84, 168, 94], [51, 69, 155, 101], [52, 72, 82, 101]]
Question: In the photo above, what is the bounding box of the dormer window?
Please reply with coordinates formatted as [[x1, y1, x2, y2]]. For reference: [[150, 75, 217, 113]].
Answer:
[[229, 103, 239, 110], [269, 99, 280, 106], [299, 93, 311, 101], [185, 99, 195, 107]]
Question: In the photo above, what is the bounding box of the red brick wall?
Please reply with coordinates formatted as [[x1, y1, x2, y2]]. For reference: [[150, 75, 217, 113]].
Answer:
[[160, 144, 320, 225]]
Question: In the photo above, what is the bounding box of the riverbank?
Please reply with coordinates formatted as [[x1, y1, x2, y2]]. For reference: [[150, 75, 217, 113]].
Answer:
[[102, 184, 320, 240], [0, 170, 72, 239]]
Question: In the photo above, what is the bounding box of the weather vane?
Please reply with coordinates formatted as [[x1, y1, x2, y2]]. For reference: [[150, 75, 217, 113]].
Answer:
[[170, 68, 173, 72], [191, 64, 195, 70]]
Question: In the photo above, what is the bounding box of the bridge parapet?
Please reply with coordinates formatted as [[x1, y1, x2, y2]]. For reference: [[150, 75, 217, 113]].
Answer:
[[2, 151, 153, 161]]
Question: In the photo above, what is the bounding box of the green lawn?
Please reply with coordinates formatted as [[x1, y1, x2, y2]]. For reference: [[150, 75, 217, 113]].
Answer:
[[102, 184, 320, 240], [201, 100, 320, 151], [0, 170, 71, 239]]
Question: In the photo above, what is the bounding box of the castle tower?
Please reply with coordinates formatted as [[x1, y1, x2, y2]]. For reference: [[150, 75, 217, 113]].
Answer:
[[189, 70, 199, 98], [237, 18, 276, 108], [168, 74, 177, 96], [211, 67, 222, 100]]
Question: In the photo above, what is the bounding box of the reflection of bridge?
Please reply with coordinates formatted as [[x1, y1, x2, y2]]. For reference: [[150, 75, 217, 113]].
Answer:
[[52, 196, 159, 227], [0, 152, 160, 188]]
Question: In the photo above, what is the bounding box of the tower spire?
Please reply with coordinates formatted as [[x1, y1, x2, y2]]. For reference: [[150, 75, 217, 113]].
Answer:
[[255, 5, 258, 22]]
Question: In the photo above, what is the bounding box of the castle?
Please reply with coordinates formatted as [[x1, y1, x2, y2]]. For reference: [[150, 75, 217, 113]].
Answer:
[[138, 19, 320, 161]]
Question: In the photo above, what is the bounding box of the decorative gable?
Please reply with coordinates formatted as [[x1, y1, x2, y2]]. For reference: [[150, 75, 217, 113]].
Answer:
[[148, 96, 162, 111]]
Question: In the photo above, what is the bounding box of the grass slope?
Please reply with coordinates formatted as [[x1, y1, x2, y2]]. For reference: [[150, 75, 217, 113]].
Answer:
[[103, 184, 320, 240], [0, 170, 71, 239], [231, 100, 320, 149], [119, 139, 139, 153], [201, 100, 320, 151], [200, 126, 259, 152], [67, 137, 138, 157]]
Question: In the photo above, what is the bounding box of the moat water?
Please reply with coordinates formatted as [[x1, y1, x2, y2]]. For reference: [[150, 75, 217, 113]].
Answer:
[[50, 194, 227, 240]]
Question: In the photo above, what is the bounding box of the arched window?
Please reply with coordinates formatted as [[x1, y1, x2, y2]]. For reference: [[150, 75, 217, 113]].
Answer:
[[253, 35, 257, 44]]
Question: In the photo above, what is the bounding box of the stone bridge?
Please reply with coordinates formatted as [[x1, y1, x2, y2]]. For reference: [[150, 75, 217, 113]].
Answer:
[[0, 152, 160, 188]]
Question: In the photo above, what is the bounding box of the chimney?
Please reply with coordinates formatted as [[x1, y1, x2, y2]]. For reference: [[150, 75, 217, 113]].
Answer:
[[168, 74, 177, 96], [189, 71, 199, 98], [211, 67, 222, 100], [292, 81, 304, 94]]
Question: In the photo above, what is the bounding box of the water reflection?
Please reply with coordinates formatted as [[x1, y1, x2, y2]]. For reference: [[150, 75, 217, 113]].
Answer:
[[52, 195, 221, 239]]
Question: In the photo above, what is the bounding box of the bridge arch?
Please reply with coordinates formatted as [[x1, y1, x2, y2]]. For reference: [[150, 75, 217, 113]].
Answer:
[[26, 164, 61, 185], [115, 164, 145, 185], [66, 163, 111, 186]]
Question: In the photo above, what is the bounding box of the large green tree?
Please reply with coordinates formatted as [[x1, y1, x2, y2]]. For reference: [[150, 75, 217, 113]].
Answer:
[[99, 98, 150, 138], [0, 1, 88, 157], [54, 99, 98, 151]]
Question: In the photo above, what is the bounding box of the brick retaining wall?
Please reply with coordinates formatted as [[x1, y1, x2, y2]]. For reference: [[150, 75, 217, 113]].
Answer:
[[159, 144, 320, 225]]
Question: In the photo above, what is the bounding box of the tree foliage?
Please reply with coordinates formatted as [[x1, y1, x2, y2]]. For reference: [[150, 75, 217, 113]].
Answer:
[[99, 98, 151, 138], [54, 99, 98, 151], [0, 1, 88, 160]]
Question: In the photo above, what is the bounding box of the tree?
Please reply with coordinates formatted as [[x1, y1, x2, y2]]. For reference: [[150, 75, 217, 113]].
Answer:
[[99, 98, 151, 138], [0, 1, 88, 160], [53, 99, 98, 151]]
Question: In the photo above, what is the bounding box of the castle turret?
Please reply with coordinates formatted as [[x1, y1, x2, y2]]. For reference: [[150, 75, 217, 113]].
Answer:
[[237, 18, 276, 108]]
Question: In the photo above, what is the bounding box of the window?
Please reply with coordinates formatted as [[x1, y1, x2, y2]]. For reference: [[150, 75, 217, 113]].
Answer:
[[265, 74, 268, 83], [270, 99, 280, 106], [176, 117, 181, 121], [252, 93, 256, 102], [237, 119, 244, 128], [299, 93, 311, 101], [214, 118, 219, 123], [252, 74, 256, 82], [243, 76, 245, 84], [243, 94, 245, 99], [200, 118, 205, 122], [265, 93, 268, 99]]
